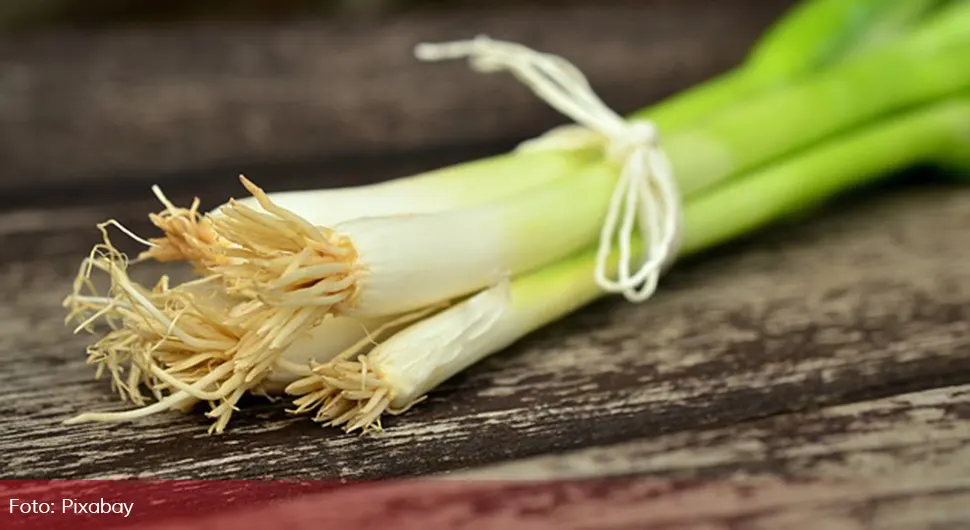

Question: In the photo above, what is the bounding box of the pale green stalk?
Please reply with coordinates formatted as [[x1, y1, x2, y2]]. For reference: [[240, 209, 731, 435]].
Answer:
[[233, 148, 602, 226], [662, 33, 970, 199], [680, 98, 970, 253], [743, 0, 949, 83], [907, 0, 970, 51]]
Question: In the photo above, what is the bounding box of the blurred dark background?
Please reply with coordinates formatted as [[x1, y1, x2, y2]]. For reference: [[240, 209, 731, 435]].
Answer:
[[0, 0, 793, 206], [2, 0, 644, 30]]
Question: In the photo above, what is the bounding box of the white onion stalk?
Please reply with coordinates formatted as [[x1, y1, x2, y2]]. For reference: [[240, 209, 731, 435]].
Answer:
[[140, 149, 598, 267], [285, 244, 618, 433], [225, 149, 598, 225], [165, 167, 617, 314], [132, 163, 619, 374]]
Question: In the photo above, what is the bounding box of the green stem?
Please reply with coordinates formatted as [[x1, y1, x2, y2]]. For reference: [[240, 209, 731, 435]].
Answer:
[[637, 0, 949, 133], [681, 96, 970, 254], [907, 0, 970, 50], [639, 69, 753, 134], [742, 0, 949, 84], [659, 37, 970, 199]]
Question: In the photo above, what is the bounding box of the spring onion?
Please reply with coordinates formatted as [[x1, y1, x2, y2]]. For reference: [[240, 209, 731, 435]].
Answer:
[[63, 0, 970, 432]]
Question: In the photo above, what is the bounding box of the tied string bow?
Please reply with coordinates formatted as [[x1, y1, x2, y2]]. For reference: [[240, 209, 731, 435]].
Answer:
[[415, 35, 681, 302]]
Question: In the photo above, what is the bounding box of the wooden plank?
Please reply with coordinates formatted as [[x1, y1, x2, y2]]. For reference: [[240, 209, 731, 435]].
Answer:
[[1, 179, 968, 480], [6, 385, 969, 529], [0, 0, 791, 193], [127, 389, 970, 530], [456, 383, 970, 481], [133, 473, 970, 530]]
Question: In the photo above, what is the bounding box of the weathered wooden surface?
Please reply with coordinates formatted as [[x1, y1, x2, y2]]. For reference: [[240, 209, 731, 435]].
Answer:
[[135, 470, 970, 530], [129, 385, 970, 530], [5, 382, 967, 530], [0, 0, 791, 193], [460, 382, 970, 482], [2, 181, 969, 484]]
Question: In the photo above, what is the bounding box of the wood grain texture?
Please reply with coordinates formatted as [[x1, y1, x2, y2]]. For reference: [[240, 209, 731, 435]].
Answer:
[[1, 180, 968, 481], [457, 382, 970, 482], [6, 384, 969, 529], [0, 0, 792, 193], [126, 409, 970, 530], [131, 473, 970, 530]]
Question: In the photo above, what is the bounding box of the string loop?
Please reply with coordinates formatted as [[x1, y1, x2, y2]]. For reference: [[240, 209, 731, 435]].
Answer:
[[415, 35, 681, 302]]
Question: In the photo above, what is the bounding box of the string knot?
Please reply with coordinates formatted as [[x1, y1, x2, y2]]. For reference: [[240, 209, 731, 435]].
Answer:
[[416, 35, 681, 303], [606, 120, 658, 163]]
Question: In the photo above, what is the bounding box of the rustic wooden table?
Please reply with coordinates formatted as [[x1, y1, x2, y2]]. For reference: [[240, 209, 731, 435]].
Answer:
[[2, 3, 969, 528]]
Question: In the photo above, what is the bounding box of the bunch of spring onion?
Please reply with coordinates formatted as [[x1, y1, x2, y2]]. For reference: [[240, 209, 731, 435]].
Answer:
[[64, 0, 970, 434]]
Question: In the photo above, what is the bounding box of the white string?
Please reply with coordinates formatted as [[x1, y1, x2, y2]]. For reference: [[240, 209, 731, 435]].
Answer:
[[415, 35, 681, 302]]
